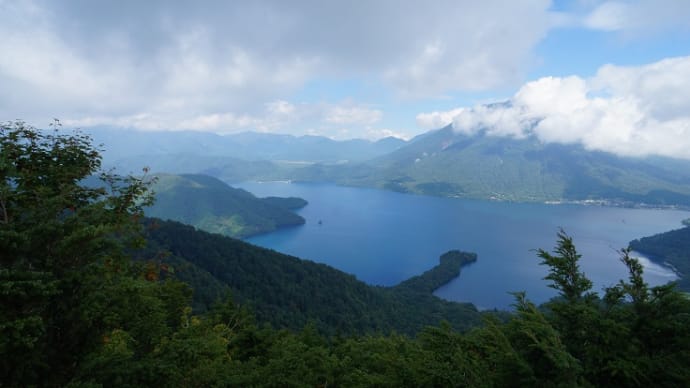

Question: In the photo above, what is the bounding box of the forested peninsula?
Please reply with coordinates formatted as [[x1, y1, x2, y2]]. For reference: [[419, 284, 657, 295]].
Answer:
[[140, 218, 482, 335], [630, 223, 690, 291], [146, 173, 307, 238]]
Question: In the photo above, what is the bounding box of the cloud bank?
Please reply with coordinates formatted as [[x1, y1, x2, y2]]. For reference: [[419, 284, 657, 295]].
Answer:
[[0, 0, 552, 136], [583, 0, 690, 34], [417, 56, 690, 159], [2, 1, 687, 141]]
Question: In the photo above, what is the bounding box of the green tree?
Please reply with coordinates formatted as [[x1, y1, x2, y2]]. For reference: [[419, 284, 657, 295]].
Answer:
[[536, 230, 600, 367], [0, 121, 157, 385], [537, 229, 593, 303], [600, 249, 690, 386], [504, 292, 582, 386], [534, 233, 690, 386]]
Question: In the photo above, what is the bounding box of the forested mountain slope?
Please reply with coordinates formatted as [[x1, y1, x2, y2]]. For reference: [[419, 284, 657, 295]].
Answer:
[[146, 174, 307, 238], [630, 222, 690, 291], [337, 126, 690, 206], [140, 219, 482, 335]]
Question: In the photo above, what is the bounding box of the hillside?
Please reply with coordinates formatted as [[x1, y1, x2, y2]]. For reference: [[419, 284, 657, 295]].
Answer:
[[330, 126, 690, 206], [629, 223, 690, 291], [141, 219, 482, 335], [146, 174, 307, 238], [94, 126, 690, 208]]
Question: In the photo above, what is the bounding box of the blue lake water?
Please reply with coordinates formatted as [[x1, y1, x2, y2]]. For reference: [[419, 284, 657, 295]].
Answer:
[[236, 181, 687, 310]]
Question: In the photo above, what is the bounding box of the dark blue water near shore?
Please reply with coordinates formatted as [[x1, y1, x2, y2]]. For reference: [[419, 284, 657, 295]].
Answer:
[[236, 182, 686, 310]]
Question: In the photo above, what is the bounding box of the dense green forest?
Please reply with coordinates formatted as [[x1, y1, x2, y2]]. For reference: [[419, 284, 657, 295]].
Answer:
[[139, 219, 482, 335], [146, 173, 307, 238], [3, 122, 690, 386], [630, 223, 690, 291]]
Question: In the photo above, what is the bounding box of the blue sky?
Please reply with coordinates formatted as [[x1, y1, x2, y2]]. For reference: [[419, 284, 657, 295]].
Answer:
[[1, 0, 690, 157]]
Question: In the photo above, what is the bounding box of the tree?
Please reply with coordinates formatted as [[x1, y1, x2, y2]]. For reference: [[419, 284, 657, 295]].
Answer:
[[600, 249, 690, 385], [535, 230, 602, 368], [0, 120, 157, 385], [534, 232, 690, 385], [537, 229, 593, 303], [504, 292, 582, 386]]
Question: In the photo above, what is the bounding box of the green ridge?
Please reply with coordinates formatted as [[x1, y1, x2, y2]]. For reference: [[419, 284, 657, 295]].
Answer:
[[629, 223, 690, 291], [140, 218, 482, 336], [146, 173, 307, 238]]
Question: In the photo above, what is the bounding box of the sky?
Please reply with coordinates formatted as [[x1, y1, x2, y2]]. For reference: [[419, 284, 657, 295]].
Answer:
[[1, 0, 690, 158]]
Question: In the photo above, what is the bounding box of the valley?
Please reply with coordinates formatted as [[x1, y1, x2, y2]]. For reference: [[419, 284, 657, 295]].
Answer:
[[114, 125, 690, 309]]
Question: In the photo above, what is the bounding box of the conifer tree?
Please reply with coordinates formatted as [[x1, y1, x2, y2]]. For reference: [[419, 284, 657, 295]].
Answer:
[[0, 121, 156, 385]]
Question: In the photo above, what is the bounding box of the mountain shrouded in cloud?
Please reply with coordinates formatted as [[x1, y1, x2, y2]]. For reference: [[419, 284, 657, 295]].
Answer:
[[417, 56, 690, 160]]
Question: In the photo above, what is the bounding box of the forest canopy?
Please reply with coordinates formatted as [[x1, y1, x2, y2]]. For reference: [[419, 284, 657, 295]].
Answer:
[[2, 122, 690, 387]]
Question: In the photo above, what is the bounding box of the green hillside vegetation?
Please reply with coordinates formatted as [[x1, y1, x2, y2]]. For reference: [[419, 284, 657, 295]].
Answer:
[[261, 196, 308, 210], [99, 125, 690, 207], [194, 126, 690, 207], [146, 173, 307, 238], [332, 126, 690, 206], [629, 223, 690, 291], [4, 123, 690, 386], [395, 250, 477, 294], [139, 219, 482, 335]]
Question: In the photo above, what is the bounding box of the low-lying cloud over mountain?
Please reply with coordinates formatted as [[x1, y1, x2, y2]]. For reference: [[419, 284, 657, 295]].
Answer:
[[417, 56, 690, 159]]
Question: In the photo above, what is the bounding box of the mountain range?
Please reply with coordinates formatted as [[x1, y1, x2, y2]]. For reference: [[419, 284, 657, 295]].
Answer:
[[93, 125, 690, 207], [333, 125, 690, 206], [91, 127, 406, 168]]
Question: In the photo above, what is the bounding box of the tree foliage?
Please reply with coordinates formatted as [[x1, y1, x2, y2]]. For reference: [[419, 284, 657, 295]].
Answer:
[[2, 122, 690, 386], [0, 121, 168, 385]]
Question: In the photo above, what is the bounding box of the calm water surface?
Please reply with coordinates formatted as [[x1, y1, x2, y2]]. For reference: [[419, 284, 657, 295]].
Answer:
[[236, 182, 687, 310]]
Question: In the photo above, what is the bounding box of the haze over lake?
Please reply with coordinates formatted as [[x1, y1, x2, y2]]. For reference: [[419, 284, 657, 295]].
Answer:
[[237, 181, 686, 309]]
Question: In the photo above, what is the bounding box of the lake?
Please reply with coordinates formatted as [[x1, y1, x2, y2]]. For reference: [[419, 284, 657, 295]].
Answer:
[[236, 181, 687, 310]]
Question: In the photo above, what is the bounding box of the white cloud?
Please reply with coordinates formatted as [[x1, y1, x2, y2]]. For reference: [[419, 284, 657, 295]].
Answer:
[[382, 1, 552, 97], [0, 0, 554, 131], [416, 108, 466, 130], [4, 0, 687, 143], [584, 1, 629, 31], [418, 56, 690, 159], [65, 100, 388, 139], [364, 128, 410, 141], [266, 100, 296, 116], [324, 106, 382, 126], [583, 0, 690, 34]]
